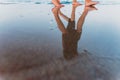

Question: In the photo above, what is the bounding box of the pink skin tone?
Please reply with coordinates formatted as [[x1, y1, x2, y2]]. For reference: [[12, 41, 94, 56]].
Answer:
[[52, 0, 99, 7], [52, 0, 64, 7], [72, 0, 82, 5], [85, 0, 99, 6]]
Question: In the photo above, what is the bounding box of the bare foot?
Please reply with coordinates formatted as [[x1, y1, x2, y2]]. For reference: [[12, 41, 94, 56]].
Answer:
[[72, 2, 82, 5], [85, 1, 99, 6], [52, 6, 61, 14], [85, 6, 98, 11], [52, 0, 64, 7]]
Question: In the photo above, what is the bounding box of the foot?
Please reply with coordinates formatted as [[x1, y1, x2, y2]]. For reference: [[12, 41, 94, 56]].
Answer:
[[85, 1, 99, 6], [52, 0, 64, 7], [72, 2, 82, 5], [52, 6, 61, 14], [85, 6, 97, 11]]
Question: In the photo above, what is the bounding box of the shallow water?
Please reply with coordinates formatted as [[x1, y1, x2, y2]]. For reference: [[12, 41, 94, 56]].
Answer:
[[1, 0, 120, 5], [0, 4, 120, 80]]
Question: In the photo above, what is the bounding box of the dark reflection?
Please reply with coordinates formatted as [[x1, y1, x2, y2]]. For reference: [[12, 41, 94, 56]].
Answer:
[[52, 5, 97, 60]]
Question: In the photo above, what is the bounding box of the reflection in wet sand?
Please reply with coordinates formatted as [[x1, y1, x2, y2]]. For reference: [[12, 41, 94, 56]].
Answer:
[[52, 5, 97, 60], [0, 4, 120, 80]]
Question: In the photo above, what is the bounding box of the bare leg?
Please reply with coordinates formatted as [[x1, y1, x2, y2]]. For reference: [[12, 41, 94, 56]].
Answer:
[[52, 0, 64, 7], [59, 4, 80, 22], [77, 6, 97, 32], [52, 7, 66, 33], [85, 0, 99, 6], [71, 4, 80, 21], [59, 11, 70, 22], [59, 3, 81, 22], [72, 0, 82, 5], [58, 0, 60, 3]]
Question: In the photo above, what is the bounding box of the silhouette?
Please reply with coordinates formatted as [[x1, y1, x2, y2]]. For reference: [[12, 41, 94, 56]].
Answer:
[[52, 5, 97, 60]]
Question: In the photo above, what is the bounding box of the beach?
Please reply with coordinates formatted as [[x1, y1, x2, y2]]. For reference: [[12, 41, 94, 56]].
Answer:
[[0, 3, 120, 80]]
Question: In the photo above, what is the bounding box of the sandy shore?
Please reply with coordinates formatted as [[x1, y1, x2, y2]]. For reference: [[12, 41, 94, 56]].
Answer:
[[0, 4, 120, 80]]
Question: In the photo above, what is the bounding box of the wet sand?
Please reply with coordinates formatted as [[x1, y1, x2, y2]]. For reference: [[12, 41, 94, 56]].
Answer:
[[0, 4, 120, 80]]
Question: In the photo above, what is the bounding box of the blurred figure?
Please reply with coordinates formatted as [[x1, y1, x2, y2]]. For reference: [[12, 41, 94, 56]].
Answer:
[[52, 5, 97, 60], [52, 0, 99, 7]]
